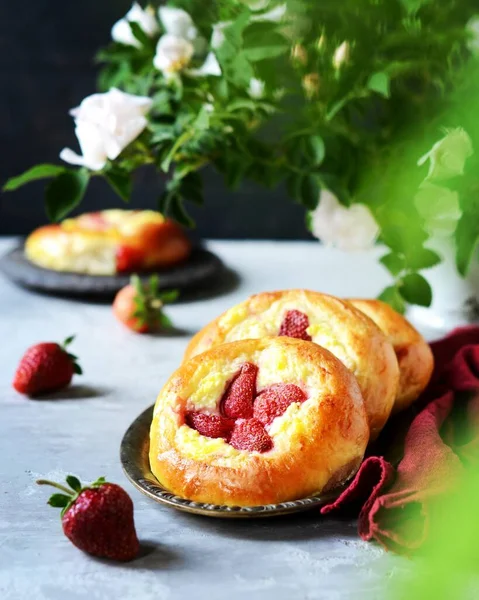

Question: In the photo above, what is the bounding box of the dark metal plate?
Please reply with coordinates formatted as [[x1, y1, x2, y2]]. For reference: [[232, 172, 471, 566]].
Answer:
[[120, 405, 350, 519], [0, 245, 225, 299]]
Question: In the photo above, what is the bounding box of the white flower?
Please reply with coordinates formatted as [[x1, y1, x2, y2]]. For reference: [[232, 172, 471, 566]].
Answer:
[[418, 128, 473, 181], [332, 41, 350, 69], [154, 7, 218, 77], [158, 6, 197, 41], [60, 88, 152, 171], [252, 3, 287, 22], [310, 190, 379, 251], [187, 52, 222, 77], [111, 3, 158, 48], [466, 16, 479, 53], [153, 34, 195, 75], [211, 21, 229, 49], [248, 78, 265, 99]]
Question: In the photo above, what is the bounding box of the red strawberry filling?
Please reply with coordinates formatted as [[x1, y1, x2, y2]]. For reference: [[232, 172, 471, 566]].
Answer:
[[185, 412, 235, 440], [253, 384, 307, 426], [221, 362, 258, 419], [229, 418, 273, 452], [278, 309, 312, 341], [186, 363, 308, 454], [116, 245, 144, 273]]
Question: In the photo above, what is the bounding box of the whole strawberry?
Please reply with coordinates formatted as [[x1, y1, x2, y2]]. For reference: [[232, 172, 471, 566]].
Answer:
[[13, 335, 82, 396], [37, 475, 139, 562], [113, 274, 178, 333]]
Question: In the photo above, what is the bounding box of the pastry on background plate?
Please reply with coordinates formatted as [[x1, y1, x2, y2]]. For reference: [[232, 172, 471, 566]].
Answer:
[[184, 290, 399, 440], [149, 337, 369, 507], [25, 209, 191, 275], [348, 299, 434, 414]]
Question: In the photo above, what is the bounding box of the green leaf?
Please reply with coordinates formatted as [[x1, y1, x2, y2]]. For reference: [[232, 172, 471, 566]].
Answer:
[[456, 212, 479, 276], [400, 273, 432, 307], [169, 194, 195, 228], [243, 43, 289, 62], [158, 313, 174, 329], [160, 289, 179, 304], [73, 363, 83, 375], [4, 164, 65, 191], [378, 285, 406, 314], [380, 252, 406, 276], [105, 168, 132, 202], [148, 274, 160, 295], [307, 135, 326, 166], [66, 476, 82, 493], [300, 175, 321, 210], [63, 335, 75, 347], [405, 248, 441, 270], [129, 21, 151, 48], [179, 171, 204, 206], [286, 174, 304, 202], [48, 494, 71, 508], [367, 72, 390, 98], [45, 170, 90, 222]]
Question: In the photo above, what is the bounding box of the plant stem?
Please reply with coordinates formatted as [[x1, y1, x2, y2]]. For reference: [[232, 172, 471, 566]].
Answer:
[[36, 480, 74, 495]]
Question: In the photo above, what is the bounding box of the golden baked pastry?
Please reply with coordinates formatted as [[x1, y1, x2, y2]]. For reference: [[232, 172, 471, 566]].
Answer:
[[150, 337, 369, 506], [25, 209, 191, 275], [184, 290, 400, 439], [348, 299, 434, 414]]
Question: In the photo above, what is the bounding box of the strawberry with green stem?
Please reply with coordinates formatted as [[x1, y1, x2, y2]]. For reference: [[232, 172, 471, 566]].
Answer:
[[13, 335, 82, 396], [37, 474, 139, 562], [113, 274, 179, 333]]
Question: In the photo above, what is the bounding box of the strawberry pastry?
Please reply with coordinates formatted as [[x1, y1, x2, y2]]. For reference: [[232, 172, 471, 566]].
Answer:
[[149, 337, 369, 506], [25, 209, 191, 275]]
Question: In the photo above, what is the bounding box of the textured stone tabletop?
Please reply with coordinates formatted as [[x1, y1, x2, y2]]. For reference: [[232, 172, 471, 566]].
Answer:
[[0, 239, 412, 600]]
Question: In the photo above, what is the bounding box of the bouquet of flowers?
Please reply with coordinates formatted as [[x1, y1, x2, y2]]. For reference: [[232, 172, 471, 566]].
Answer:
[[5, 0, 479, 310]]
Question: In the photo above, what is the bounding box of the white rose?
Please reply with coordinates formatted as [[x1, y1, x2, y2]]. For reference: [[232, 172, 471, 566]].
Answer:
[[248, 78, 265, 99], [111, 3, 159, 48], [332, 41, 350, 69], [418, 128, 473, 181], [310, 190, 379, 251], [188, 52, 222, 77], [60, 88, 153, 171], [158, 6, 198, 40], [153, 34, 195, 75], [466, 16, 479, 53]]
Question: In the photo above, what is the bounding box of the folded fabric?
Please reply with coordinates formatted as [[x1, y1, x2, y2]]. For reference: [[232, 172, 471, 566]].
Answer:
[[321, 326, 479, 553]]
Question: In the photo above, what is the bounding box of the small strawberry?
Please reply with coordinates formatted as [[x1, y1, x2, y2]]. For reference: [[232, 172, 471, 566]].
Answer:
[[229, 418, 273, 453], [278, 309, 312, 341], [37, 475, 139, 562], [113, 274, 178, 333], [221, 362, 258, 419], [185, 412, 235, 440], [254, 383, 307, 426], [12, 336, 82, 396]]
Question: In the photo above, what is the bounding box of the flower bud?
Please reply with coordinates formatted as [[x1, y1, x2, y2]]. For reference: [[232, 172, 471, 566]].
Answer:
[[302, 73, 320, 99], [332, 41, 350, 69], [291, 43, 308, 65]]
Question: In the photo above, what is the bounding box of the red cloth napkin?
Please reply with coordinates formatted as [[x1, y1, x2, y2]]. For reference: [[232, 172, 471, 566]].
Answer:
[[321, 326, 479, 553]]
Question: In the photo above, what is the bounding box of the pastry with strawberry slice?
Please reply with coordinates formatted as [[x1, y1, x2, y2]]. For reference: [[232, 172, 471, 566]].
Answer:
[[113, 274, 178, 333], [13, 335, 82, 396], [37, 475, 139, 562]]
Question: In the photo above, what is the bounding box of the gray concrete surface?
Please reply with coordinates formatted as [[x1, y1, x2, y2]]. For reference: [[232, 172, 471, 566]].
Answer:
[[0, 239, 411, 600]]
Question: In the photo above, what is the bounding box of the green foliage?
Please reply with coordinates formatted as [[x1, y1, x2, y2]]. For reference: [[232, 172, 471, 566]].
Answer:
[[4, 165, 66, 191], [4, 0, 479, 310], [45, 170, 90, 222]]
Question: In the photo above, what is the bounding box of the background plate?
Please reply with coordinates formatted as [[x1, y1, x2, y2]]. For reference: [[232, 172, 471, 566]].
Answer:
[[0, 245, 226, 300], [121, 405, 351, 519]]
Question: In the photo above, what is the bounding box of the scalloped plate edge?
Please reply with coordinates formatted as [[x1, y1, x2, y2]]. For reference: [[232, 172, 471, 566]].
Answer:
[[120, 404, 351, 519]]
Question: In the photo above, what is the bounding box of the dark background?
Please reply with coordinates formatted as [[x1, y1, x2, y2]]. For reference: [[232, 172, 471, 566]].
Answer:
[[0, 0, 311, 239]]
